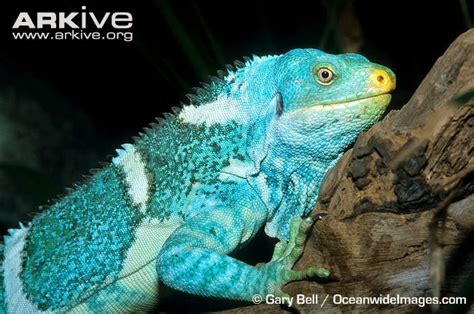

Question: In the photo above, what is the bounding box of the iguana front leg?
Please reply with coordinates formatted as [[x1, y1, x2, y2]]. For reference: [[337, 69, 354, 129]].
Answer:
[[156, 203, 329, 302], [266, 216, 329, 298]]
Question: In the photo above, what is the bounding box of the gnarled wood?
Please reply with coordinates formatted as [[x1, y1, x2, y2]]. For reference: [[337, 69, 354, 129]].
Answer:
[[226, 29, 474, 313]]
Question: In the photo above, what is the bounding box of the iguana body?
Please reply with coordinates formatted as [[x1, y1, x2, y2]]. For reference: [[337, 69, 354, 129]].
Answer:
[[1, 49, 395, 312]]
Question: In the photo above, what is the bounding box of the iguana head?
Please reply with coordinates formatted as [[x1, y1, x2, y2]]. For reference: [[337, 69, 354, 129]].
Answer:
[[252, 49, 396, 239], [269, 48, 396, 160]]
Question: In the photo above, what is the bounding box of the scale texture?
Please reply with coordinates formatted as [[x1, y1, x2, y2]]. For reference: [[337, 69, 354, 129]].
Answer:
[[1, 48, 395, 313]]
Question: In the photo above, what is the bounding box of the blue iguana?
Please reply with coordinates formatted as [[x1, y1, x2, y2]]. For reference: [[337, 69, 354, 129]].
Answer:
[[1, 48, 395, 312]]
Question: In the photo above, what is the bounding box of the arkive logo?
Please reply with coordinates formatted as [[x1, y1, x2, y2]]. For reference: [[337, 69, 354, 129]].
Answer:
[[12, 6, 134, 42], [13, 6, 132, 29]]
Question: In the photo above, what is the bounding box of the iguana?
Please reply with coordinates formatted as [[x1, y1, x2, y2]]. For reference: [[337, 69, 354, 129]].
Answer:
[[1, 48, 395, 312]]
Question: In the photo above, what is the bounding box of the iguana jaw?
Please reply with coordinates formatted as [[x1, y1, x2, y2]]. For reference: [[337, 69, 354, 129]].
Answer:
[[306, 93, 392, 112]]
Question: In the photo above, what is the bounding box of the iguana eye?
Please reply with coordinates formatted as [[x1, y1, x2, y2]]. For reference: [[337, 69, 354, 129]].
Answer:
[[316, 67, 334, 85]]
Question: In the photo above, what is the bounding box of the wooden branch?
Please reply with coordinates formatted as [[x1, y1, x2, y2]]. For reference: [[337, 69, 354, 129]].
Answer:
[[227, 29, 474, 313]]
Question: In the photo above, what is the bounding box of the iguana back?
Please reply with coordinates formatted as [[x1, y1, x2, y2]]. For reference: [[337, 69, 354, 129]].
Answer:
[[1, 49, 395, 312]]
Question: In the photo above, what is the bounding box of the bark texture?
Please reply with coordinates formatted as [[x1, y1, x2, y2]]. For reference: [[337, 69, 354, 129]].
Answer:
[[226, 29, 474, 313]]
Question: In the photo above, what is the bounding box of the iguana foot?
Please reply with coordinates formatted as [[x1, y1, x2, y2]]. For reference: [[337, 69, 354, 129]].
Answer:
[[258, 217, 329, 300]]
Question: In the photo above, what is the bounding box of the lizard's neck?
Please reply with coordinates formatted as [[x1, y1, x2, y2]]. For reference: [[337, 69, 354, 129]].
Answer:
[[249, 147, 339, 240]]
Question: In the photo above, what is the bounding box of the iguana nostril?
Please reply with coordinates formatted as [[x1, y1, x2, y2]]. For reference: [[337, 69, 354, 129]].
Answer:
[[370, 69, 395, 91]]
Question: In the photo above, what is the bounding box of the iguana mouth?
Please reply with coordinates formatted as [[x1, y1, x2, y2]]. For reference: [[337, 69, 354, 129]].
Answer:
[[342, 92, 392, 104], [310, 93, 392, 111]]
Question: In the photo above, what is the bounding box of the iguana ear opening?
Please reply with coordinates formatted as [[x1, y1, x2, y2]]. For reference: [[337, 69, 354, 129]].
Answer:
[[245, 92, 283, 175], [275, 92, 283, 117]]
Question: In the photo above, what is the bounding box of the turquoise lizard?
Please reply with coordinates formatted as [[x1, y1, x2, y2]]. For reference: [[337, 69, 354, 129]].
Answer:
[[1, 48, 395, 312]]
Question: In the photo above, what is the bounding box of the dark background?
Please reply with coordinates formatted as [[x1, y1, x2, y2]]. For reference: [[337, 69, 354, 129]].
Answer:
[[0, 0, 472, 264], [0, 0, 471, 140], [0, 0, 472, 311], [0, 1, 471, 217]]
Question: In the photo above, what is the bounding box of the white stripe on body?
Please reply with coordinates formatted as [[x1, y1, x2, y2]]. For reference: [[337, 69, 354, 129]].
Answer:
[[112, 144, 150, 213], [3, 224, 43, 314]]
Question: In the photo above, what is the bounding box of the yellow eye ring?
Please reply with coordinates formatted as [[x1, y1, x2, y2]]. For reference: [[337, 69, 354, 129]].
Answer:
[[316, 67, 334, 85]]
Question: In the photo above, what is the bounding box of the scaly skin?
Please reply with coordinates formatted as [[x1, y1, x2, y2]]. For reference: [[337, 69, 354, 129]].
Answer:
[[1, 49, 395, 312]]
